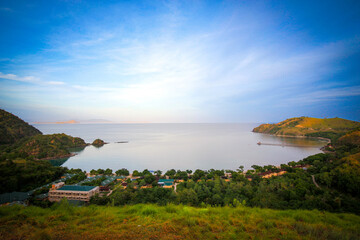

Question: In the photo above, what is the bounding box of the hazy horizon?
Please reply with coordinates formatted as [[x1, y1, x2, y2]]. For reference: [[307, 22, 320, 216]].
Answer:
[[1, 1, 359, 123]]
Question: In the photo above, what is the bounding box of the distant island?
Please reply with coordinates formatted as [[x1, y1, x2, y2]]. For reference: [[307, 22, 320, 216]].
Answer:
[[92, 138, 106, 147], [33, 120, 80, 124], [253, 117, 360, 142]]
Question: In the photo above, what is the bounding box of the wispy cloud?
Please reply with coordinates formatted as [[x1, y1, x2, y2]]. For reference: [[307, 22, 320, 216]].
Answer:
[[0, 72, 65, 86], [1, 1, 359, 121]]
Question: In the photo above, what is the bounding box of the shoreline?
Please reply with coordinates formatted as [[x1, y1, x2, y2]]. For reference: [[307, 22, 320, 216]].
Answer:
[[253, 132, 331, 152], [38, 153, 77, 161]]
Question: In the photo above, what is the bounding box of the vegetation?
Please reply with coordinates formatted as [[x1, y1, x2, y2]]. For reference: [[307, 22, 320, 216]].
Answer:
[[92, 138, 105, 147], [90, 168, 113, 175], [115, 168, 130, 176], [90, 133, 360, 215], [0, 159, 65, 193], [0, 111, 89, 194], [253, 117, 360, 142], [1, 111, 360, 239], [0, 109, 41, 144], [0, 133, 86, 161], [65, 172, 87, 185], [1, 201, 359, 240]]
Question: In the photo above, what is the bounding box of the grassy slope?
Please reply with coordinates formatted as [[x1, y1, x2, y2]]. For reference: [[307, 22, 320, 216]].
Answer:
[[337, 130, 360, 147], [253, 117, 360, 140], [0, 109, 42, 144], [1, 203, 359, 240]]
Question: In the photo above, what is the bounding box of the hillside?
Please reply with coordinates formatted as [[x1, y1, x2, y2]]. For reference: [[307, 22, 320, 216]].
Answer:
[[92, 138, 105, 147], [1, 203, 359, 240], [253, 117, 360, 141], [0, 133, 87, 160], [337, 130, 360, 147], [0, 111, 87, 193], [0, 109, 42, 144]]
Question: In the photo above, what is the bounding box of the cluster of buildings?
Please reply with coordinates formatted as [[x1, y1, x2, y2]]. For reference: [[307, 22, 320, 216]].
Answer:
[[47, 177, 178, 203], [2, 165, 312, 205]]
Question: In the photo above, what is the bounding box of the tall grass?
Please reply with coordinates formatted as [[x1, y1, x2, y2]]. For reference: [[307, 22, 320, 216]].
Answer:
[[0, 202, 359, 239]]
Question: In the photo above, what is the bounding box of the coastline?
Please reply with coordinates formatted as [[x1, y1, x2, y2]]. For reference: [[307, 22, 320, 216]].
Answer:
[[38, 153, 77, 161], [253, 132, 331, 152]]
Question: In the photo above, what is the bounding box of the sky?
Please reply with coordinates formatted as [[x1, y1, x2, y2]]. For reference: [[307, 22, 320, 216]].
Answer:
[[0, 0, 359, 123]]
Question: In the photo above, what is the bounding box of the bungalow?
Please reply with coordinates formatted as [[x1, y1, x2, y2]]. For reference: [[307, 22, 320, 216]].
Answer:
[[259, 170, 287, 179], [158, 179, 174, 188]]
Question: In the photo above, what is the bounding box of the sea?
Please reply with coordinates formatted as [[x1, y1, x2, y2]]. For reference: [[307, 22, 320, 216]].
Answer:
[[34, 123, 325, 172]]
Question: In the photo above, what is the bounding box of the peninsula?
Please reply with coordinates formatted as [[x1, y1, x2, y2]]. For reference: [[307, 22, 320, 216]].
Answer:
[[253, 117, 360, 142]]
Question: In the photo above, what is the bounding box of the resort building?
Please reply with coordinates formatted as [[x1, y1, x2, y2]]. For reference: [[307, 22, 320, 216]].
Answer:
[[48, 185, 99, 202], [259, 171, 287, 179], [158, 179, 174, 188]]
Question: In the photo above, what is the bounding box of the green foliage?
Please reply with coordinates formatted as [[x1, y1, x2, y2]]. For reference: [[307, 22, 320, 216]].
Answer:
[[0, 159, 66, 193], [65, 172, 87, 184], [115, 168, 129, 176], [82, 176, 107, 186], [92, 138, 105, 147], [253, 117, 360, 139], [0, 133, 86, 161], [0, 109, 42, 145], [1, 204, 360, 239]]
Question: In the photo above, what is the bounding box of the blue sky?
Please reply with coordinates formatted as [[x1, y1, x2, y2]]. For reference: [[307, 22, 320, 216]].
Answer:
[[0, 0, 359, 122]]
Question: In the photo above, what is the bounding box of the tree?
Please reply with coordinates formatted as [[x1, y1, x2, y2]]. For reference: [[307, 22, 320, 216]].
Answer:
[[116, 168, 129, 176], [132, 170, 140, 176], [144, 174, 156, 184], [104, 168, 113, 175], [237, 166, 244, 173], [175, 171, 188, 180], [142, 169, 151, 176], [192, 169, 205, 181], [165, 169, 176, 178], [177, 188, 198, 206]]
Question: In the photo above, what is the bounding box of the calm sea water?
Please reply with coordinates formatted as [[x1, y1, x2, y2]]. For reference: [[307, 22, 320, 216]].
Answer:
[[34, 123, 325, 172]]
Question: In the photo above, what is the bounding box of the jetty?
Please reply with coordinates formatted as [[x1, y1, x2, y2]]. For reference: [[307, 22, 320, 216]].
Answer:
[[257, 142, 319, 148]]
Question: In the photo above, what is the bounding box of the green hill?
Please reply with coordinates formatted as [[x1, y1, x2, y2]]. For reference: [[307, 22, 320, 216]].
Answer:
[[337, 130, 360, 147], [14, 133, 86, 159], [0, 109, 42, 144], [1, 203, 360, 240], [0, 111, 88, 193], [92, 138, 105, 147], [253, 117, 360, 141]]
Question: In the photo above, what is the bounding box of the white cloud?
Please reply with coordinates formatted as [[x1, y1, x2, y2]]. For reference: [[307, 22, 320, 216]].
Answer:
[[0, 72, 65, 86], [0, 72, 40, 84]]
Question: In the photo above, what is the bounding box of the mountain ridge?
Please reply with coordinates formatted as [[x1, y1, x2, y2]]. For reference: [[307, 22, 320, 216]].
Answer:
[[253, 117, 360, 142]]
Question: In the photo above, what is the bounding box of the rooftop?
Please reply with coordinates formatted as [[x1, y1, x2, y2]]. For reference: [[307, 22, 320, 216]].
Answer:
[[57, 185, 97, 192], [158, 179, 174, 182]]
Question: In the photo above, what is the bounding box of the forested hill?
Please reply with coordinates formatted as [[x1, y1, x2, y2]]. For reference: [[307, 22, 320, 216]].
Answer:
[[0, 110, 87, 193], [0, 109, 42, 144], [253, 117, 360, 141]]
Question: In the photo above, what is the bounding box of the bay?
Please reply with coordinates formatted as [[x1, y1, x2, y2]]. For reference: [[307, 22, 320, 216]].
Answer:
[[34, 123, 325, 172]]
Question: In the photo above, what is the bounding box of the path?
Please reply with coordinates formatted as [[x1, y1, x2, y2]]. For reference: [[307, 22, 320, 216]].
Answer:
[[311, 175, 321, 189]]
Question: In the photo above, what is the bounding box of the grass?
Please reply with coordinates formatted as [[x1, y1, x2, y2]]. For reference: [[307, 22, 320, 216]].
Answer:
[[1, 202, 360, 240]]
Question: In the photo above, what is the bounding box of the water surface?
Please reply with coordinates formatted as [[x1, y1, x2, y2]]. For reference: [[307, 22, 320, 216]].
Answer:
[[34, 123, 325, 172]]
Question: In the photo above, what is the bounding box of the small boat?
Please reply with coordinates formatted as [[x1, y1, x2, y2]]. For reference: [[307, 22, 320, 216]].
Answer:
[[257, 142, 261, 145]]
